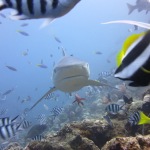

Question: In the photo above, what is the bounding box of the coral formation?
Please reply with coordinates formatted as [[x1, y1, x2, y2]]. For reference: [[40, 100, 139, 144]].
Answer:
[[23, 118, 150, 150], [101, 135, 150, 150], [24, 118, 126, 150]]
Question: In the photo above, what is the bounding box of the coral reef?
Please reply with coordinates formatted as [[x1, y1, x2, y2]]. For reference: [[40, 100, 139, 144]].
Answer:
[[24, 118, 126, 150], [101, 135, 150, 150], [24, 118, 150, 150]]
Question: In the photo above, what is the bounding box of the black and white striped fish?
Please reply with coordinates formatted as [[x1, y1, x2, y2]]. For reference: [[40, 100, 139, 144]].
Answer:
[[0, 124, 17, 140], [128, 111, 140, 126], [51, 107, 63, 119], [0, 115, 19, 127], [0, 117, 11, 127], [127, 111, 150, 126], [105, 104, 124, 115], [0, 0, 80, 27], [31, 135, 43, 141], [18, 120, 31, 130], [115, 30, 150, 87]]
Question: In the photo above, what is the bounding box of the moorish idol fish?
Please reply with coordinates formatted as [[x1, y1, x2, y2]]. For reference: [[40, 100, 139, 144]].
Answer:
[[115, 30, 150, 86]]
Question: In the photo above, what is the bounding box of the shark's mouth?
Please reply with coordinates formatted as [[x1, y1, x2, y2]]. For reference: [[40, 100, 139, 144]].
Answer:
[[63, 75, 88, 80]]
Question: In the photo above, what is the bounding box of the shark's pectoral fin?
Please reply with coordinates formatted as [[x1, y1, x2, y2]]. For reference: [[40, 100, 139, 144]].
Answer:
[[29, 87, 57, 111], [86, 79, 103, 86], [87, 79, 118, 89]]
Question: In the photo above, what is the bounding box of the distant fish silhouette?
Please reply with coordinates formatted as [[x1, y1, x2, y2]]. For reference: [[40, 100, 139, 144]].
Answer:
[[94, 51, 102, 55], [54, 36, 61, 43], [22, 49, 29, 56], [2, 88, 14, 96], [5, 65, 17, 71], [20, 23, 28, 27], [17, 30, 29, 36], [0, 87, 16, 100], [37, 60, 48, 69]]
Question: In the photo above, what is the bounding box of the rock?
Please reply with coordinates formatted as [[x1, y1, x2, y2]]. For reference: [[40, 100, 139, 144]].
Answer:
[[5, 142, 23, 150], [128, 101, 145, 113], [101, 135, 150, 150], [24, 119, 113, 150], [142, 89, 150, 102], [24, 117, 150, 150]]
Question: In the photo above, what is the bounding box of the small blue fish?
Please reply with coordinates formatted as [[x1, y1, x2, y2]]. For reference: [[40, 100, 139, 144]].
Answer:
[[5, 65, 17, 71], [22, 49, 29, 56], [17, 30, 29, 36], [2, 88, 14, 96], [37, 60, 48, 69], [20, 23, 28, 27], [94, 51, 102, 55], [54, 36, 61, 43], [37, 64, 48, 68]]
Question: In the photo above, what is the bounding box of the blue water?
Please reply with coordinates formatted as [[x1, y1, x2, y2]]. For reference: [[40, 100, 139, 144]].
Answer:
[[0, 0, 149, 131]]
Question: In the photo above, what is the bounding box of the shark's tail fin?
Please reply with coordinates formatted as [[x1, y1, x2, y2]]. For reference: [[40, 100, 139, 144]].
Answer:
[[0, 1, 8, 11], [127, 3, 136, 15], [29, 87, 57, 111]]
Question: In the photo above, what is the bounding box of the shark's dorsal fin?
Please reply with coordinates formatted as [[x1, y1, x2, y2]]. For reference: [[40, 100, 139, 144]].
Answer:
[[29, 87, 57, 111]]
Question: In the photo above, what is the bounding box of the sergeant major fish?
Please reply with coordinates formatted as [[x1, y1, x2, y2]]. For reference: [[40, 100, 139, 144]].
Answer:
[[128, 111, 150, 126], [50, 107, 63, 119], [30, 135, 44, 141], [0, 0, 81, 28], [105, 103, 124, 115], [0, 115, 19, 126], [0, 124, 18, 140]]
